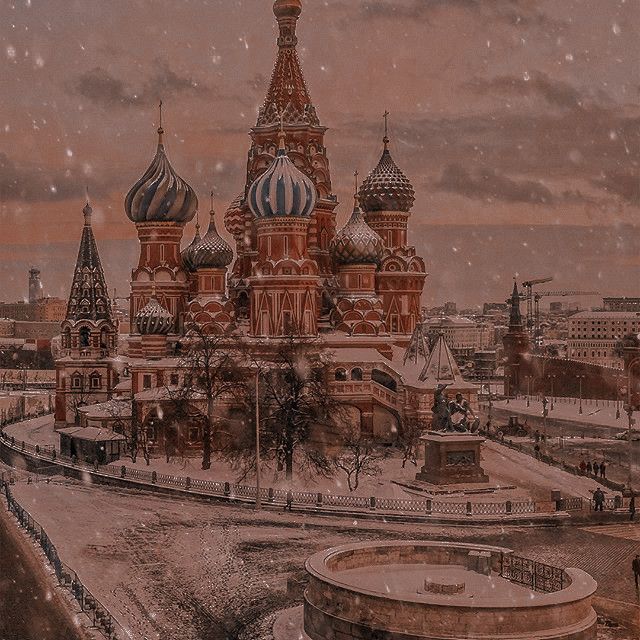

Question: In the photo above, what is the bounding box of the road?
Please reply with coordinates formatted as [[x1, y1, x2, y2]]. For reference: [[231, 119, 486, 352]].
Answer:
[[0, 500, 87, 640]]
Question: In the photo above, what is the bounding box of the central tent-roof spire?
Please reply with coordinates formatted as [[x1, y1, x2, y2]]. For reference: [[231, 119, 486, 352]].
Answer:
[[256, 0, 319, 128]]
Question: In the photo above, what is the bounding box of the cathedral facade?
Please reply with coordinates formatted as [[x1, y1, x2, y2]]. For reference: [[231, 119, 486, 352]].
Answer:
[[55, 0, 471, 444]]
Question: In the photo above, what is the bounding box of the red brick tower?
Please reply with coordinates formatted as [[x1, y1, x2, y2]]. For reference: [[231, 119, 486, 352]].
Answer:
[[247, 127, 320, 337], [358, 113, 426, 339], [225, 0, 337, 318], [503, 281, 531, 395], [125, 105, 198, 334]]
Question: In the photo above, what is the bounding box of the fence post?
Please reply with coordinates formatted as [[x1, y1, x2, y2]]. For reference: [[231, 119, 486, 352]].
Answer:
[[466, 501, 472, 516], [35, 445, 39, 454], [185, 476, 191, 490], [506, 500, 512, 514], [151, 471, 157, 484], [426, 499, 432, 515], [316, 492, 322, 507], [369, 496, 376, 511], [224, 481, 230, 497], [120, 465, 126, 479]]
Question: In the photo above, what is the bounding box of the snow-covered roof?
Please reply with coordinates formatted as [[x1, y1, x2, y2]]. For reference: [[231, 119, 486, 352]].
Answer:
[[58, 426, 126, 442], [78, 399, 131, 419]]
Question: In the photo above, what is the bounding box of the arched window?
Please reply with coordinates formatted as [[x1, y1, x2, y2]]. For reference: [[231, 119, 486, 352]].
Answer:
[[334, 368, 347, 381], [70, 372, 83, 390], [79, 327, 90, 347], [89, 372, 102, 389], [100, 327, 108, 348], [64, 328, 71, 349], [351, 368, 363, 381]]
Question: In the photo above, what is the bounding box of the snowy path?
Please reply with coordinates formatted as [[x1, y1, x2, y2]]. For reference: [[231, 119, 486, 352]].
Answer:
[[5, 470, 639, 640]]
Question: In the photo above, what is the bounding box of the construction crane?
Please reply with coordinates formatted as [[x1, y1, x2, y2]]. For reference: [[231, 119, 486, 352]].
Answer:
[[521, 277, 553, 335], [533, 290, 600, 346]]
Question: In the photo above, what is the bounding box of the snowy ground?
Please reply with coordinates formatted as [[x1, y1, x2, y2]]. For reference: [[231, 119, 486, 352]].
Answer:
[[5, 416, 606, 503], [5, 471, 639, 640]]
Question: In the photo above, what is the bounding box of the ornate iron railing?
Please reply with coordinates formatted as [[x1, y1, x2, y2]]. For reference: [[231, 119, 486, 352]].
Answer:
[[501, 553, 566, 593], [1, 480, 124, 638]]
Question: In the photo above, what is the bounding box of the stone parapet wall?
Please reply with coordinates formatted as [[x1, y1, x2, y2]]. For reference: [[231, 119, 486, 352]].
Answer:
[[304, 541, 598, 640]]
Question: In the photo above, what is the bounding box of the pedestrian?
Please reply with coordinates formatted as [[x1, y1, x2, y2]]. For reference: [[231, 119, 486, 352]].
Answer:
[[633, 554, 640, 589], [600, 462, 606, 478], [534, 429, 540, 443], [593, 487, 605, 512], [586, 461, 592, 475], [630, 494, 636, 522], [580, 459, 587, 475], [534, 443, 540, 459]]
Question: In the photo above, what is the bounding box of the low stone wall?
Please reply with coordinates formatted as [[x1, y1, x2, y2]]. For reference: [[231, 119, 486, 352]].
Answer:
[[304, 541, 598, 640]]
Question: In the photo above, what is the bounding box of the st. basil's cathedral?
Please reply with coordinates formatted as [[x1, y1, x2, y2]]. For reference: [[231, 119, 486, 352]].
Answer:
[[54, 0, 477, 443]]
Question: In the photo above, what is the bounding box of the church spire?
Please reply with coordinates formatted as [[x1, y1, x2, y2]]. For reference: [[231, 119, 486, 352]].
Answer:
[[509, 279, 524, 331], [256, 0, 319, 128], [65, 200, 113, 323]]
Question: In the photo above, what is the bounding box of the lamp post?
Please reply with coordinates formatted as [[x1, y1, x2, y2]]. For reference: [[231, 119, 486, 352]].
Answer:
[[576, 374, 585, 415], [615, 373, 622, 420], [526, 375, 532, 407], [255, 367, 262, 510], [625, 402, 634, 493], [547, 374, 556, 411], [542, 395, 548, 453], [505, 374, 510, 404]]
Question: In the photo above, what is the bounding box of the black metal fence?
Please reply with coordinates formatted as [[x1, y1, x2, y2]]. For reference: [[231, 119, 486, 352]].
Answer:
[[501, 553, 566, 593], [1, 478, 122, 639]]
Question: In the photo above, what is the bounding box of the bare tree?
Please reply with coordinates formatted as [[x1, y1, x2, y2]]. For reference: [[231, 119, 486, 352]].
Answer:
[[333, 424, 388, 492], [223, 333, 342, 482], [171, 325, 245, 470], [397, 417, 426, 468]]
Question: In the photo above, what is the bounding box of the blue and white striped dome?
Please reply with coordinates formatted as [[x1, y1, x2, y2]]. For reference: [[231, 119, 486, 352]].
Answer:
[[247, 136, 317, 219]]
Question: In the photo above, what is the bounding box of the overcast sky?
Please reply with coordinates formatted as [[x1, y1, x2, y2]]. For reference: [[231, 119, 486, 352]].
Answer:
[[1, 0, 639, 307]]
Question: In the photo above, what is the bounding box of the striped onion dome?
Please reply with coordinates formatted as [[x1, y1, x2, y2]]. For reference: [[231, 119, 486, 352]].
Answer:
[[190, 201, 234, 270], [134, 295, 174, 335], [247, 133, 317, 219], [223, 192, 245, 240], [125, 126, 198, 224], [358, 144, 415, 213], [330, 197, 384, 265], [181, 216, 202, 272]]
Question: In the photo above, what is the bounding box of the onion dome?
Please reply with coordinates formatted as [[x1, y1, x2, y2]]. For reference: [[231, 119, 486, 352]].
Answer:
[[331, 193, 384, 266], [224, 192, 245, 240], [181, 214, 202, 272], [273, 0, 302, 20], [247, 128, 317, 219], [190, 194, 234, 270], [358, 115, 415, 213], [134, 294, 174, 335], [125, 104, 198, 224]]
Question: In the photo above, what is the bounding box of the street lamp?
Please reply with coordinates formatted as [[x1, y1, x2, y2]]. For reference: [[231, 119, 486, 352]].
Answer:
[[505, 374, 510, 404], [542, 395, 549, 453], [526, 375, 532, 407], [576, 374, 585, 415], [547, 374, 556, 411], [615, 373, 622, 420], [625, 402, 634, 493], [255, 367, 262, 510]]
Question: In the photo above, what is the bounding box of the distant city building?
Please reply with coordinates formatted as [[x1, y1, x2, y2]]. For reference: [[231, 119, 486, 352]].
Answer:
[[0, 297, 66, 323], [425, 316, 492, 358], [473, 350, 498, 378], [443, 301, 457, 316], [549, 301, 563, 313], [603, 296, 640, 312], [566, 311, 640, 369], [28, 267, 42, 304], [482, 301, 508, 315]]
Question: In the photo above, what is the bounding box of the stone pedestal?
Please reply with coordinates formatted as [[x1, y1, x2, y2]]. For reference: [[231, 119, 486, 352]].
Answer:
[[416, 432, 489, 485]]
